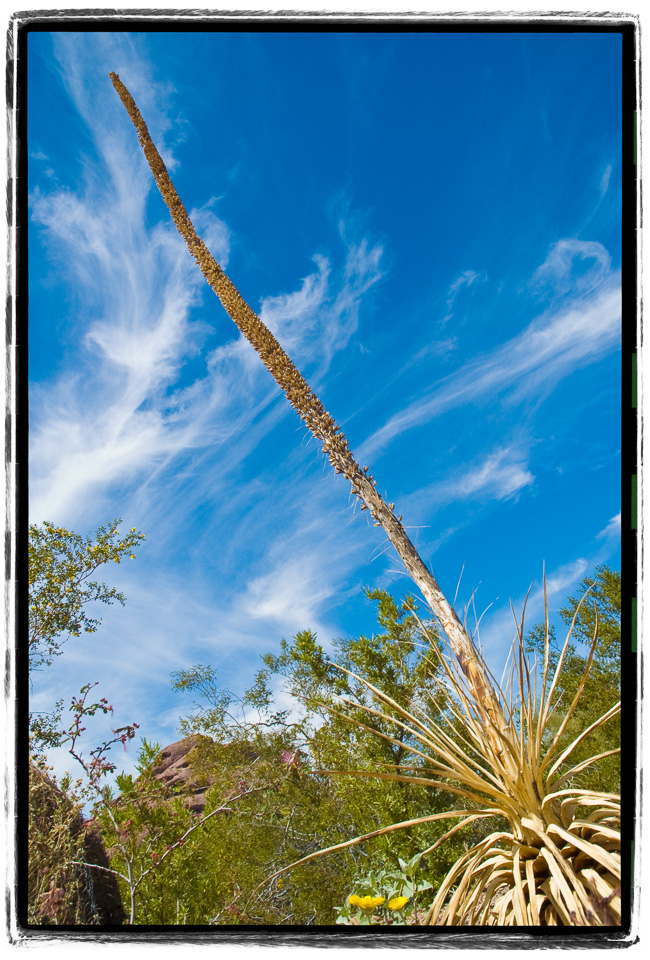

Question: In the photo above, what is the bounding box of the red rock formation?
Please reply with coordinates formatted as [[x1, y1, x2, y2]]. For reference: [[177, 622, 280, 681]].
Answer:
[[149, 735, 259, 814], [150, 736, 211, 814]]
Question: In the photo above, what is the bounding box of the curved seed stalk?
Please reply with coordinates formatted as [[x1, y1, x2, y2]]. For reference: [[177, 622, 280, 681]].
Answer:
[[109, 75, 621, 925], [109, 72, 509, 754]]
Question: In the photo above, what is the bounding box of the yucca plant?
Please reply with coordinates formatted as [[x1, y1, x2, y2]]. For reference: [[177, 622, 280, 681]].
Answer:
[[284, 592, 621, 926], [109, 74, 621, 925]]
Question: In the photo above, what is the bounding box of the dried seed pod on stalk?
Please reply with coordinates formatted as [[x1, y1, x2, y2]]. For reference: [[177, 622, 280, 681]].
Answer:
[[109, 74, 621, 925]]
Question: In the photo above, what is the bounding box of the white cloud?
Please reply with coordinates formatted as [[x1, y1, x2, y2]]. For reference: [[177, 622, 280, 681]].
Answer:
[[597, 512, 621, 540], [402, 447, 534, 521], [532, 238, 611, 295], [360, 241, 620, 461], [245, 555, 338, 634], [442, 268, 485, 324], [29, 41, 224, 527], [600, 163, 613, 198], [456, 449, 534, 500], [259, 255, 331, 356], [543, 557, 589, 598], [190, 198, 231, 269], [257, 233, 383, 376], [330, 237, 384, 359], [52, 32, 182, 175], [414, 338, 458, 362]]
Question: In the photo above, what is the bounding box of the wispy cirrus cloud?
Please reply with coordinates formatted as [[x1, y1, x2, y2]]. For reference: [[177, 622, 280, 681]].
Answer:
[[453, 448, 534, 501], [597, 512, 621, 540], [360, 240, 620, 461], [259, 234, 383, 376], [400, 447, 534, 525], [600, 163, 613, 198], [531, 237, 611, 295], [442, 268, 486, 324], [241, 526, 359, 639], [29, 178, 225, 524]]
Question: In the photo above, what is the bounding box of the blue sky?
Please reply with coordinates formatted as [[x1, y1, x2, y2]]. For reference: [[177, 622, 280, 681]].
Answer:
[[28, 29, 622, 779]]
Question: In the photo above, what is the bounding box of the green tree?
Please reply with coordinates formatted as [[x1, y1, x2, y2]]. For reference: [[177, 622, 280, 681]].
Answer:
[[29, 519, 145, 757], [150, 589, 472, 925], [110, 725, 364, 924], [28, 519, 145, 925], [29, 519, 145, 672], [258, 591, 446, 858], [161, 665, 367, 924], [525, 565, 621, 793]]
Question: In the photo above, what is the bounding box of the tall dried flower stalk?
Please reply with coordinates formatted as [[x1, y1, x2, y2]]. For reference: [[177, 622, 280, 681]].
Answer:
[[109, 74, 621, 926], [109, 72, 510, 756]]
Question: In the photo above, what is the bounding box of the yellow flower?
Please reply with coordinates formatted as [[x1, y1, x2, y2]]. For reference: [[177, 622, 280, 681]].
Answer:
[[352, 895, 385, 911], [388, 896, 409, 910]]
